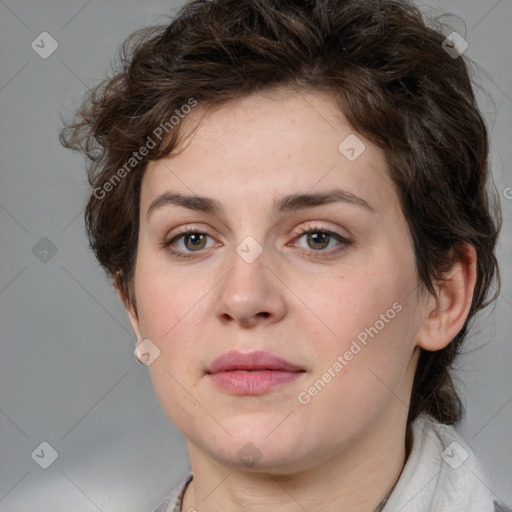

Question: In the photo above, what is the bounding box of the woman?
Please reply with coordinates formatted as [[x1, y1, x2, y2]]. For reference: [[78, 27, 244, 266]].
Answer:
[[60, 0, 508, 510]]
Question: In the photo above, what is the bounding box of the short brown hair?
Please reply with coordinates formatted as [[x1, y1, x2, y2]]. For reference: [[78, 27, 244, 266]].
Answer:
[[60, 0, 501, 425]]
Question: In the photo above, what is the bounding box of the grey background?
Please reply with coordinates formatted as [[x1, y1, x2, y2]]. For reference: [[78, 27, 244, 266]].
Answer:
[[0, 0, 510, 510]]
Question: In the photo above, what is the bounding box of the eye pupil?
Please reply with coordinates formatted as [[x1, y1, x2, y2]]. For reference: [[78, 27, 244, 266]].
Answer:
[[185, 233, 206, 250], [307, 232, 329, 250]]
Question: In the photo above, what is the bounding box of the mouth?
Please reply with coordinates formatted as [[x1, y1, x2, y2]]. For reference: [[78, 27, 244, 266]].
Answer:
[[206, 350, 304, 373], [205, 350, 305, 395]]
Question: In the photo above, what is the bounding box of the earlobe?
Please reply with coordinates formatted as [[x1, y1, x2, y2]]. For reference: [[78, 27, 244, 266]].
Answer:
[[416, 243, 477, 352]]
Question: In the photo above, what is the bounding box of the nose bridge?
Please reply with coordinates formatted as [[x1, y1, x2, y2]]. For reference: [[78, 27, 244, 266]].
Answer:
[[224, 234, 269, 300], [213, 234, 286, 326]]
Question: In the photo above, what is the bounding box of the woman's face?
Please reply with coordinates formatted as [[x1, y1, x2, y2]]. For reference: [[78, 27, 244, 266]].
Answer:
[[126, 88, 430, 473]]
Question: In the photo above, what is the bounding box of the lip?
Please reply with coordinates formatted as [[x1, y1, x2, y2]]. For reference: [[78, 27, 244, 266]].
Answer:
[[206, 350, 304, 373], [206, 350, 305, 395]]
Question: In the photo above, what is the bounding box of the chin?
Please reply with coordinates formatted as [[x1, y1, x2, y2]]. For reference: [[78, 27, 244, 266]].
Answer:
[[212, 428, 314, 473]]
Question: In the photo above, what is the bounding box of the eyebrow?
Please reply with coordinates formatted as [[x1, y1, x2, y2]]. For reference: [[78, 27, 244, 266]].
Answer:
[[146, 188, 375, 219]]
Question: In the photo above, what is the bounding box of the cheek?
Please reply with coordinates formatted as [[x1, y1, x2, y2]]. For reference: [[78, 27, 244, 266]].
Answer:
[[304, 262, 419, 401], [297, 297, 416, 438], [134, 253, 202, 340], [316, 268, 413, 344], [134, 263, 207, 430]]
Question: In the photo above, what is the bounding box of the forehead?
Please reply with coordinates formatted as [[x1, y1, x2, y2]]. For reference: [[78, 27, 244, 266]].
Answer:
[[141, 88, 398, 217]]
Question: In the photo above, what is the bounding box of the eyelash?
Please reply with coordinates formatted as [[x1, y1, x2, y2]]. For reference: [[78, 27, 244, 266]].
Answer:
[[161, 224, 352, 260]]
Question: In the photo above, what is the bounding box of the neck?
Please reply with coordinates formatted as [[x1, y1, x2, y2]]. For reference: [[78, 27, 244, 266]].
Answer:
[[181, 408, 411, 512]]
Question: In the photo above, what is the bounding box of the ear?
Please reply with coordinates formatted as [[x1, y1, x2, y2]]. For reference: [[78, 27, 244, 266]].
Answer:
[[416, 243, 477, 351], [114, 276, 143, 346]]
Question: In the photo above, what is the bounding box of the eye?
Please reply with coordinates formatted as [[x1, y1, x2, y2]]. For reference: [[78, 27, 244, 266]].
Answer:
[[291, 224, 351, 255], [162, 228, 218, 258]]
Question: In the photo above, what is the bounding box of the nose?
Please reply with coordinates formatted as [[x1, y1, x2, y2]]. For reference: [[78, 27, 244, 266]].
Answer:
[[212, 241, 287, 328]]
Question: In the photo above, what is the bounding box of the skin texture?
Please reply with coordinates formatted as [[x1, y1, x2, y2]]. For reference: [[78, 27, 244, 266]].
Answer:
[[119, 88, 477, 512]]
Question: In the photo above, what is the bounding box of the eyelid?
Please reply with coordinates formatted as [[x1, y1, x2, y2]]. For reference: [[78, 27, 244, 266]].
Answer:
[[290, 222, 350, 242]]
